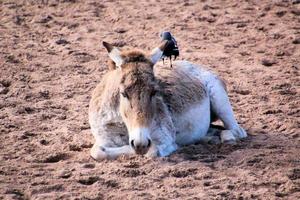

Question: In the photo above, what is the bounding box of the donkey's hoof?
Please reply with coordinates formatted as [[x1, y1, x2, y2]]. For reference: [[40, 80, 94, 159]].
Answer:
[[90, 145, 107, 161], [221, 130, 236, 144], [200, 136, 221, 145], [233, 127, 247, 139], [223, 139, 237, 145], [145, 147, 158, 158], [208, 136, 221, 144]]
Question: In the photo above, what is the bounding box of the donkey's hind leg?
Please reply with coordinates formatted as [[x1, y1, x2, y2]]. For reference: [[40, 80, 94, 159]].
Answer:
[[208, 78, 247, 142]]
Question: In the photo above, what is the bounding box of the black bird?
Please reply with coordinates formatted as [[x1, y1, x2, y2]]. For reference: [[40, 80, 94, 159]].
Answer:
[[160, 31, 179, 67]]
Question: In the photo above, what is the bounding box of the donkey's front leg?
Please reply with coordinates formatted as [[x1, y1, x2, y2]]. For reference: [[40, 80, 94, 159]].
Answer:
[[208, 78, 247, 142], [91, 144, 135, 160], [91, 144, 160, 160], [91, 143, 107, 160]]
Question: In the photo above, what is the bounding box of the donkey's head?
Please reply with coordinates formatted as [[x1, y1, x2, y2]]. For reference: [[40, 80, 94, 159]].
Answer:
[[103, 41, 167, 155]]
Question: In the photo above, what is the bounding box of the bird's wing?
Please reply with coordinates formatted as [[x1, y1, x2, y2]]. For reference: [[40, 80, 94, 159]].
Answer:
[[171, 37, 177, 46]]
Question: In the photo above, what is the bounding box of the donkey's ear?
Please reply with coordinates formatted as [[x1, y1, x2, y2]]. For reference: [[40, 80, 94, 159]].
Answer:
[[149, 40, 168, 65], [103, 41, 123, 68]]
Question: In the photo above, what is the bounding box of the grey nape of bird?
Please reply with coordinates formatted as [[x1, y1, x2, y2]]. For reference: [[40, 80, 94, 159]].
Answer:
[[160, 31, 179, 67]]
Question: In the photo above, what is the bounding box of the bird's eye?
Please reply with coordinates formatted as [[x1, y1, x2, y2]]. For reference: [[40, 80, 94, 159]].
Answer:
[[150, 90, 157, 99]]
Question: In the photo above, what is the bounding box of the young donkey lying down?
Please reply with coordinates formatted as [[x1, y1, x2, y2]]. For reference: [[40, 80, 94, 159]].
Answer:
[[89, 41, 247, 160]]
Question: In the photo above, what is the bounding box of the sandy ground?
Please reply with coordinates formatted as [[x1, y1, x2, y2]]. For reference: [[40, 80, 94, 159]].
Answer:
[[0, 0, 300, 199]]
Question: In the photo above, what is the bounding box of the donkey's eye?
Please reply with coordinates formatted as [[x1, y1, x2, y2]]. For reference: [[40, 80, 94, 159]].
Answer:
[[121, 91, 129, 99]]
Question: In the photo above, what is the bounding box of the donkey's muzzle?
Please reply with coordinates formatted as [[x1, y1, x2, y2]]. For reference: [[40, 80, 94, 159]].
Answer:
[[130, 138, 152, 155]]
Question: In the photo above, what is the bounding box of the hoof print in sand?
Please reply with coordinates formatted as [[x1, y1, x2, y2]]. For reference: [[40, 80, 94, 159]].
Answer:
[[5, 188, 29, 199], [160, 168, 197, 178], [78, 176, 100, 185], [55, 39, 70, 45], [167, 168, 197, 178], [73, 52, 95, 63], [261, 59, 277, 66], [69, 144, 82, 152], [58, 170, 72, 179], [122, 161, 140, 168], [82, 163, 95, 169], [246, 157, 263, 166], [42, 153, 69, 163], [287, 168, 300, 180], [0, 79, 11, 95], [115, 169, 146, 177]]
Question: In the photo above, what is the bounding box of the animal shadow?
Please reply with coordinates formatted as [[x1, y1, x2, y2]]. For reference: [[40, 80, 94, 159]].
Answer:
[[173, 127, 252, 163]]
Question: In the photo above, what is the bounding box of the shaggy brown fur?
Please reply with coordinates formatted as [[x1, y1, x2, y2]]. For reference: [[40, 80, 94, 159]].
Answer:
[[90, 49, 206, 130], [154, 65, 206, 114], [89, 69, 121, 113], [118, 50, 156, 128], [120, 50, 152, 65], [107, 49, 152, 71]]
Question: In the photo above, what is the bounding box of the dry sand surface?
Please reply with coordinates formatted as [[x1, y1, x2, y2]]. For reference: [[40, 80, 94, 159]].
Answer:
[[1, 0, 300, 199]]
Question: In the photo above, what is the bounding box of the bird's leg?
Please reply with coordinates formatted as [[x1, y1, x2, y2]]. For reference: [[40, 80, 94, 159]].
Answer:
[[162, 57, 165, 65], [170, 57, 172, 68]]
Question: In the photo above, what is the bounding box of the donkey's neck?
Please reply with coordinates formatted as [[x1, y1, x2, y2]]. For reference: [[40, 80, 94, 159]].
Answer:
[[147, 96, 178, 156], [149, 96, 176, 145]]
